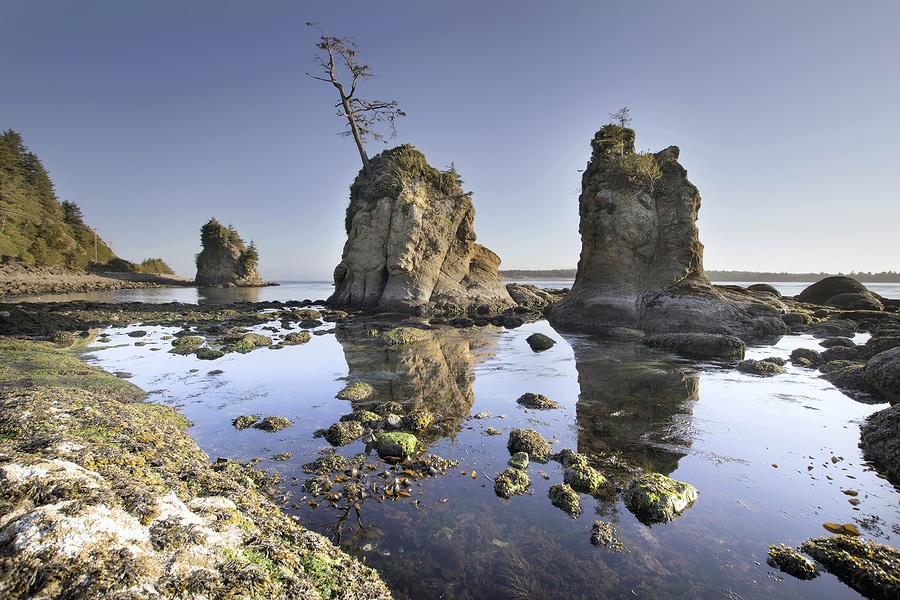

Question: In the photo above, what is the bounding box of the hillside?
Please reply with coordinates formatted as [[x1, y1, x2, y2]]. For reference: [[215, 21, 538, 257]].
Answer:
[[0, 129, 171, 274]]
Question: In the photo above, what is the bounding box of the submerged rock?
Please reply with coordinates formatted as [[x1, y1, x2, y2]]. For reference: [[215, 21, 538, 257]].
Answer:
[[766, 544, 819, 580], [328, 145, 514, 316], [624, 472, 698, 525], [550, 128, 787, 340]]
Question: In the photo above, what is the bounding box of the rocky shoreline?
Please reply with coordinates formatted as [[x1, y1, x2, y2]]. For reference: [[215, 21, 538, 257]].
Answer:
[[0, 264, 196, 300], [0, 337, 392, 599]]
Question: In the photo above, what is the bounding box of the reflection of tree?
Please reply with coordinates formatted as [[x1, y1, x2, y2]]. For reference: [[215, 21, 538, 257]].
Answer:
[[569, 336, 699, 475], [335, 320, 499, 423]]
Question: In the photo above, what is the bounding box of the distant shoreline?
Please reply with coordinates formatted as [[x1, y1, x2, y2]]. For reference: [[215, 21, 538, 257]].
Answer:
[[501, 269, 900, 283]]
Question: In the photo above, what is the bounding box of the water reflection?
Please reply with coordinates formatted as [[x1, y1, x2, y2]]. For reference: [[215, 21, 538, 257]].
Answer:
[[334, 320, 501, 436], [198, 286, 262, 304], [568, 335, 700, 475]]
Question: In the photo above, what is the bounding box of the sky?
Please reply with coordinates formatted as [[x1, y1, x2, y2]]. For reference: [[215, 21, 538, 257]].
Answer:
[[2, 1, 898, 280]]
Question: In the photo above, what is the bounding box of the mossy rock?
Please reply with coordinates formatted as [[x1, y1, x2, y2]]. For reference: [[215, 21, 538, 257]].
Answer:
[[494, 468, 530, 499], [508, 452, 529, 471], [340, 409, 382, 426], [563, 463, 606, 494], [323, 421, 365, 446], [229, 333, 272, 353], [736, 359, 786, 376], [799, 535, 900, 597], [507, 428, 552, 462], [283, 331, 312, 345], [252, 415, 292, 432], [548, 482, 582, 517], [382, 327, 429, 347], [195, 347, 225, 361], [336, 381, 374, 401], [401, 409, 435, 432], [525, 333, 556, 352], [170, 336, 205, 354], [302, 452, 349, 475], [516, 392, 562, 410], [232, 415, 260, 430], [376, 432, 418, 459], [766, 544, 819, 580], [51, 330, 76, 347], [373, 401, 404, 416], [624, 472, 698, 525]]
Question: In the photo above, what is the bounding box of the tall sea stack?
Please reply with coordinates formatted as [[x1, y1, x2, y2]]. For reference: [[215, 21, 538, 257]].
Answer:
[[327, 145, 514, 315], [550, 126, 787, 340]]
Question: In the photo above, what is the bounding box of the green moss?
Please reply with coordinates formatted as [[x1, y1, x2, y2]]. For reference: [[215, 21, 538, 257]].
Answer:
[[336, 381, 374, 401], [382, 326, 429, 346], [494, 468, 530, 499], [376, 432, 418, 459]]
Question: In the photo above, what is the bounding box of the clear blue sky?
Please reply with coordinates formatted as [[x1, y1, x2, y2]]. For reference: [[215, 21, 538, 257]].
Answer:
[[2, 1, 898, 279]]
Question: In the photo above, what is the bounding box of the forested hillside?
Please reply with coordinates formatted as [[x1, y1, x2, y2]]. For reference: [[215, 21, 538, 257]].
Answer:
[[0, 129, 171, 273]]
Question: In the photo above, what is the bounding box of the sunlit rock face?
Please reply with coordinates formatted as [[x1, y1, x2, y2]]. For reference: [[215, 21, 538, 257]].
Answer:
[[328, 145, 515, 316], [550, 128, 787, 341], [194, 218, 264, 287]]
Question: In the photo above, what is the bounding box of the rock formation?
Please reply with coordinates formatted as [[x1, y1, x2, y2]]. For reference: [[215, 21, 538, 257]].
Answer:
[[194, 218, 265, 287], [327, 145, 514, 315], [550, 126, 787, 340]]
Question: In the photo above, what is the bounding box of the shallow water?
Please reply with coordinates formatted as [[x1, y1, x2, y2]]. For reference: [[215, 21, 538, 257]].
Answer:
[[83, 303, 900, 600]]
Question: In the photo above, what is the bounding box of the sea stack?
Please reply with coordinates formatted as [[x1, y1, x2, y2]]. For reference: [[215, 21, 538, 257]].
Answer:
[[327, 145, 514, 315], [194, 218, 265, 287], [550, 125, 786, 340]]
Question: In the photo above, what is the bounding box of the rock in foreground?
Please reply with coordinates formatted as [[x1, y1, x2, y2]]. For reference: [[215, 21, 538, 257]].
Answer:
[[0, 339, 390, 600]]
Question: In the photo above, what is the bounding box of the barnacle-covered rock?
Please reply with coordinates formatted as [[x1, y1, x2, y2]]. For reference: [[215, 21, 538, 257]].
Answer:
[[766, 543, 818, 580], [507, 429, 552, 462], [624, 472, 698, 524], [494, 468, 530, 499], [548, 483, 582, 517]]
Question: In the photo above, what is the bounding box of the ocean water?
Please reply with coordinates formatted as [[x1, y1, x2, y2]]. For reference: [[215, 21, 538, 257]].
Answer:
[[80, 293, 900, 599]]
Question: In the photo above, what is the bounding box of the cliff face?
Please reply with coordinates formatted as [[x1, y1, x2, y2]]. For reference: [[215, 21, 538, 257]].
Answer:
[[550, 127, 787, 340], [194, 219, 264, 287], [328, 145, 514, 315]]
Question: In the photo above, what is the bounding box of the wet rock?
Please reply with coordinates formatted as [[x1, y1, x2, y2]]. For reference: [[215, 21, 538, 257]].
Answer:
[[548, 483, 582, 517], [507, 429, 552, 462], [790, 347, 823, 368], [821, 362, 881, 400], [864, 347, 900, 404], [336, 381, 375, 401], [809, 318, 858, 339], [508, 452, 529, 470], [624, 472, 698, 525], [821, 345, 860, 362], [283, 331, 312, 345], [302, 451, 349, 475], [228, 332, 272, 353], [252, 415, 292, 432], [799, 535, 900, 598], [516, 392, 562, 410], [525, 333, 556, 352], [323, 421, 365, 446], [232, 415, 260, 430], [376, 432, 418, 459], [402, 409, 435, 432], [736, 359, 786, 376], [860, 404, 900, 484], [494, 468, 530, 499], [820, 336, 857, 349], [340, 409, 382, 426], [643, 332, 745, 360], [766, 544, 819, 580], [797, 277, 882, 310]]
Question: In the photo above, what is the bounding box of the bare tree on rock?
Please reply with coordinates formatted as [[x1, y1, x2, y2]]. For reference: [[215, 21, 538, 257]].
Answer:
[[306, 23, 405, 180]]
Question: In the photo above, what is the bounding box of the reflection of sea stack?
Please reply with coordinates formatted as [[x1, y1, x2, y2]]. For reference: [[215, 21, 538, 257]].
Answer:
[[327, 145, 514, 315], [194, 218, 265, 287], [550, 127, 786, 340]]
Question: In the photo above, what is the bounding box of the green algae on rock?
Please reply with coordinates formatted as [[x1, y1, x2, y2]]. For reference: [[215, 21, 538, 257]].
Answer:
[[766, 543, 819, 580], [494, 468, 530, 499], [548, 482, 582, 518], [800, 535, 900, 599], [0, 338, 391, 599], [336, 381, 375, 401], [624, 472, 698, 525], [507, 428, 553, 463], [376, 432, 418, 459]]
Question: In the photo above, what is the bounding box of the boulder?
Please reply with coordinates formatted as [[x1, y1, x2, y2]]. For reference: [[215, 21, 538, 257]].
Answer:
[[624, 472, 698, 525], [797, 276, 879, 308], [550, 128, 786, 340], [327, 145, 515, 316], [506, 428, 552, 462], [859, 403, 900, 483], [643, 332, 745, 360], [864, 347, 900, 404], [376, 432, 418, 459], [194, 218, 266, 287]]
